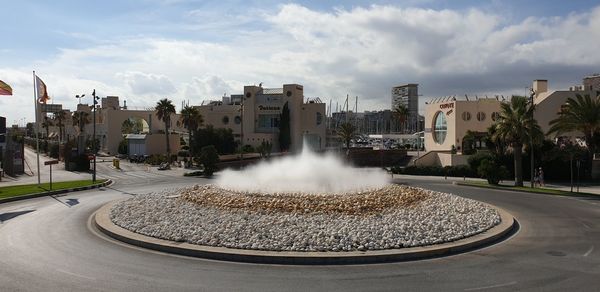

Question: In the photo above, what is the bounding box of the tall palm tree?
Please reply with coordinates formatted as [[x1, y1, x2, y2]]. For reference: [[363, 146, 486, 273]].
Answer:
[[492, 96, 543, 186], [72, 111, 90, 154], [53, 110, 66, 143], [338, 122, 357, 151], [155, 98, 176, 161], [41, 116, 53, 140], [548, 93, 600, 173], [177, 105, 203, 156], [72, 111, 90, 134], [394, 104, 409, 133]]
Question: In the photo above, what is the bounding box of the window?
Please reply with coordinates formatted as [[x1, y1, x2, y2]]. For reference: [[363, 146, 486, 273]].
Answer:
[[462, 112, 471, 121], [257, 114, 280, 132], [222, 116, 229, 125], [477, 112, 486, 121], [234, 116, 242, 124], [433, 111, 447, 144], [316, 112, 323, 125]]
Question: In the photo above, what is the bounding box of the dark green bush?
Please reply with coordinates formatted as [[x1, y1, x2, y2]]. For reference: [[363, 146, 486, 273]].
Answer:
[[199, 145, 219, 176], [477, 158, 509, 185], [146, 154, 167, 166], [49, 143, 59, 159], [391, 165, 477, 177], [118, 139, 128, 155]]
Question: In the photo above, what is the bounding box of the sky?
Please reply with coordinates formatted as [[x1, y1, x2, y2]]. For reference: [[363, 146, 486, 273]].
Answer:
[[1, 0, 600, 125]]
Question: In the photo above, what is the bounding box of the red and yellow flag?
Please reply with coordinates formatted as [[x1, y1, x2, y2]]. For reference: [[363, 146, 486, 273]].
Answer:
[[0, 80, 12, 95], [35, 75, 50, 104]]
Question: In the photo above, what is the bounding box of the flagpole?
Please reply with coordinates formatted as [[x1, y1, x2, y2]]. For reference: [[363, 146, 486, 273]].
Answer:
[[33, 71, 41, 185]]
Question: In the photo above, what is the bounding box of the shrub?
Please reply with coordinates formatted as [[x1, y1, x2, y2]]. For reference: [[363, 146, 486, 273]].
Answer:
[[391, 165, 477, 177], [199, 145, 219, 176], [467, 151, 494, 171], [477, 158, 509, 185], [49, 143, 59, 159], [118, 139, 128, 155], [242, 144, 255, 153], [145, 154, 167, 166]]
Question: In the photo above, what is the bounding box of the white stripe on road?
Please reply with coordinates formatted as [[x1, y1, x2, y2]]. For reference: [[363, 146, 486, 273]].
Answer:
[[584, 246, 594, 257], [464, 281, 517, 291]]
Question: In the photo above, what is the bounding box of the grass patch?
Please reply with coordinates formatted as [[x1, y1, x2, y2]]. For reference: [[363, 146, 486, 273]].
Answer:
[[460, 180, 599, 197], [0, 179, 107, 199]]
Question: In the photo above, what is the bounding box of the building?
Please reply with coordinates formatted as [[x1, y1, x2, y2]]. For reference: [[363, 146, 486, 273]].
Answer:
[[418, 75, 600, 167], [424, 97, 502, 153], [35, 96, 183, 157], [533, 76, 600, 139], [391, 84, 419, 133], [196, 84, 326, 152]]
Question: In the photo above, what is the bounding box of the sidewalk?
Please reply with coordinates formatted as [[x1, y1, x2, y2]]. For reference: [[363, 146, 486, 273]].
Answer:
[[393, 174, 600, 195]]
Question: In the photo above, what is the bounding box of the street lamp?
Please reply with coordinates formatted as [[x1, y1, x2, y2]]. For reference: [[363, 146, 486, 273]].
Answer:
[[529, 88, 536, 188], [76, 94, 85, 105], [91, 90, 99, 183]]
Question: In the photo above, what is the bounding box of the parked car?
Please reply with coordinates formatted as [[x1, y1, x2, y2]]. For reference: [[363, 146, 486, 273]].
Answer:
[[158, 162, 171, 170]]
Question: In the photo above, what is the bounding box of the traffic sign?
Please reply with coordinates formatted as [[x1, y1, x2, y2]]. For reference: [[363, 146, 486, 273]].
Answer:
[[44, 160, 59, 165]]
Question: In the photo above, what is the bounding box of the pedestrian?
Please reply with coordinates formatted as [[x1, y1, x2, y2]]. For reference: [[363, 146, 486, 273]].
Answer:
[[538, 167, 544, 187], [533, 169, 540, 187]]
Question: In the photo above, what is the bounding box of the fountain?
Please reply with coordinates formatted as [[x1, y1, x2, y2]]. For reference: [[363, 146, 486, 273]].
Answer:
[[107, 146, 503, 254]]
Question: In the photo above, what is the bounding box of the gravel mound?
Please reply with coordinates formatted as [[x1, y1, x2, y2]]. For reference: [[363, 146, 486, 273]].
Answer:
[[110, 184, 501, 252]]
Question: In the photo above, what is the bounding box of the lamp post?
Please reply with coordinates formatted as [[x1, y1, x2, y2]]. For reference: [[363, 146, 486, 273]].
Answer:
[[529, 89, 535, 188], [91, 90, 99, 183]]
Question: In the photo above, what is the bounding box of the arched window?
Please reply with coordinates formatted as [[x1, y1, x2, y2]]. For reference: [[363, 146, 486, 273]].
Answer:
[[462, 112, 471, 121], [433, 111, 447, 144], [477, 112, 486, 121], [222, 116, 229, 125]]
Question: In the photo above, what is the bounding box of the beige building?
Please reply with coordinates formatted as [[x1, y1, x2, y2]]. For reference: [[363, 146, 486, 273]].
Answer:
[[37, 96, 183, 156], [424, 97, 502, 153], [418, 75, 600, 167], [196, 84, 326, 152]]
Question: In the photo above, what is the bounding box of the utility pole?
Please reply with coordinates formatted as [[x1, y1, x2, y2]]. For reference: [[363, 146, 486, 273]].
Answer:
[[92, 90, 99, 183], [529, 89, 535, 188]]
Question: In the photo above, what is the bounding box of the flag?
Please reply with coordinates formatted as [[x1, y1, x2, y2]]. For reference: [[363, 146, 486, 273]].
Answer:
[[0, 80, 12, 95], [35, 75, 50, 104]]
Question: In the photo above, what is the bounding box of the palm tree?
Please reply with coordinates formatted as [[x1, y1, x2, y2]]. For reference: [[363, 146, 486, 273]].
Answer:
[[338, 122, 357, 151], [155, 98, 176, 161], [72, 111, 90, 154], [492, 96, 543, 186], [53, 110, 66, 143], [41, 116, 53, 140], [548, 93, 600, 173], [72, 111, 90, 134], [394, 104, 409, 133], [177, 105, 203, 155]]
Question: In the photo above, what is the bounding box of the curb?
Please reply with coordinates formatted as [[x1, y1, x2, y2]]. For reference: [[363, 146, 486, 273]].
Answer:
[[0, 179, 113, 205], [94, 200, 517, 265], [453, 181, 600, 198]]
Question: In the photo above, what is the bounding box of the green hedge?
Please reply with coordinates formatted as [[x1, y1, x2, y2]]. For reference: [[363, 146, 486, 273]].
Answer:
[[391, 165, 477, 177]]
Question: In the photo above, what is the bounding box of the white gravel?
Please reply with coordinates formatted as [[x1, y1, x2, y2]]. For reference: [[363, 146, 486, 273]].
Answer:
[[110, 185, 501, 252]]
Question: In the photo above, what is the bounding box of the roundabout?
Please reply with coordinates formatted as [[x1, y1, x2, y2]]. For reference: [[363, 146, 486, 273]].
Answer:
[[96, 149, 515, 264]]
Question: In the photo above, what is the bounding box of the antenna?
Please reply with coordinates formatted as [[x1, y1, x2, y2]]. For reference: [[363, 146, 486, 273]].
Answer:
[[465, 94, 469, 101]]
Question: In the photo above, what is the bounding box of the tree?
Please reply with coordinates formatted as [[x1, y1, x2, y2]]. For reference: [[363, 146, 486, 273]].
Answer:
[[199, 145, 219, 176], [394, 103, 409, 133], [72, 111, 90, 133], [193, 125, 236, 154], [548, 93, 600, 176], [278, 101, 291, 152], [177, 105, 203, 157], [53, 110, 66, 142], [338, 122, 357, 150], [492, 96, 543, 186], [41, 116, 53, 140], [155, 98, 176, 161]]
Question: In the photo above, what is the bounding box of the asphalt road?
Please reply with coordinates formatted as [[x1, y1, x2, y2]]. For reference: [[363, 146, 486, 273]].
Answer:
[[0, 174, 599, 291]]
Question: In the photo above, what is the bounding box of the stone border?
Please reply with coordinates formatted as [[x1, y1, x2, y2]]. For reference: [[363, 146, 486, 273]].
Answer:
[[0, 179, 113, 205], [94, 200, 516, 265]]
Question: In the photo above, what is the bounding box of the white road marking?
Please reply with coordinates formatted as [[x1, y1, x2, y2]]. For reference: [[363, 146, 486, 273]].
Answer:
[[56, 268, 96, 280], [464, 281, 517, 291], [584, 246, 594, 257], [580, 221, 592, 229]]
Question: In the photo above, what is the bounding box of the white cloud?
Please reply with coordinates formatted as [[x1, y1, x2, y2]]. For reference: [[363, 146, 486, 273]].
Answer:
[[2, 4, 600, 124]]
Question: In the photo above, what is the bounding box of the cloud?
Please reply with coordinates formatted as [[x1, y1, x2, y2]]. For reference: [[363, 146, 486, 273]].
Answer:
[[117, 71, 177, 95], [2, 3, 600, 124]]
